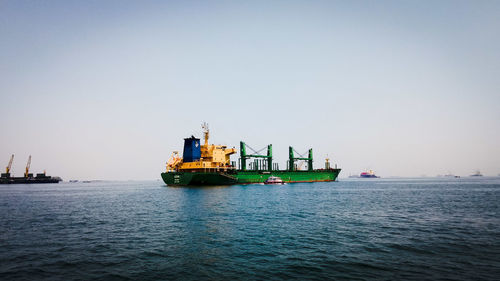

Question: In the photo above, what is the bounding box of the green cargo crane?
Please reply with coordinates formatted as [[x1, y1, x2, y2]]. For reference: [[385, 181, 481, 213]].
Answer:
[[289, 147, 313, 171], [240, 141, 272, 171]]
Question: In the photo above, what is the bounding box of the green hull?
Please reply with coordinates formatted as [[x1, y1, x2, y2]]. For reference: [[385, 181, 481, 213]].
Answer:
[[161, 169, 341, 186]]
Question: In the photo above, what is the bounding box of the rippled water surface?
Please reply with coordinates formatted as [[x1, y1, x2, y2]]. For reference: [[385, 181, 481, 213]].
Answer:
[[1, 178, 499, 280]]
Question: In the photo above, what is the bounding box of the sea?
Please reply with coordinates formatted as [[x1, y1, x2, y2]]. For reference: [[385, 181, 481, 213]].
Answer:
[[1, 177, 499, 280]]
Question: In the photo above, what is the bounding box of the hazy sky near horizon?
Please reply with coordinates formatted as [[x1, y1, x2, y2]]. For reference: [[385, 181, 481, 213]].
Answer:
[[1, 0, 499, 180]]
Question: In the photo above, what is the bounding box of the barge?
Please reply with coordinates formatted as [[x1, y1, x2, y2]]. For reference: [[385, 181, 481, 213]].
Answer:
[[1, 155, 62, 184]]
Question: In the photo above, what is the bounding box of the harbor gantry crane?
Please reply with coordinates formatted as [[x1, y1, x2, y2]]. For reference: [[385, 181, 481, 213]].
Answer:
[[6, 154, 14, 174], [24, 155, 31, 178], [2, 154, 14, 177]]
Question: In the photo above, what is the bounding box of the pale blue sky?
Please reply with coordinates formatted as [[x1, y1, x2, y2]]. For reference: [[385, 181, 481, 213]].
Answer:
[[1, 0, 499, 179]]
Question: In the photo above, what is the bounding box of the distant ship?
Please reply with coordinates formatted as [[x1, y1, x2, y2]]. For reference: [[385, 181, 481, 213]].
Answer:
[[360, 170, 379, 178], [0, 155, 62, 184], [470, 170, 483, 177]]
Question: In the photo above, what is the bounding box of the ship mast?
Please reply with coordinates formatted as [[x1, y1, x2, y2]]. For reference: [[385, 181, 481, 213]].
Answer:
[[202, 122, 209, 146]]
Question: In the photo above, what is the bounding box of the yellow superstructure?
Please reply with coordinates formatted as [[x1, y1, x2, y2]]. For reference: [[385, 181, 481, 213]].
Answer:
[[166, 123, 236, 172]]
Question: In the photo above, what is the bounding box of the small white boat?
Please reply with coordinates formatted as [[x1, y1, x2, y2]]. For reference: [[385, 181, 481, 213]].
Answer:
[[264, 176, 285, 185]]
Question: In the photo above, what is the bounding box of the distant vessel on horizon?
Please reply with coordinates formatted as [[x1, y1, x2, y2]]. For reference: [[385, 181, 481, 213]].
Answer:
[[360, 170, 379, 178], [470, 170, 483, 177], [1, 155, 62, 184]]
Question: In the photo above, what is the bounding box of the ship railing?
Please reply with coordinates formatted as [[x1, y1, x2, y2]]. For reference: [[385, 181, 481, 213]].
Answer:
[[203, 166, 236, 173]]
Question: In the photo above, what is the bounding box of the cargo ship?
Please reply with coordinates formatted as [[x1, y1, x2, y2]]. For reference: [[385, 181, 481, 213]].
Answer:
[[0, 155, 62, 184], [360, 170, 379, 178], [161, 124, 341, 186], [470, 170, 483, 177]]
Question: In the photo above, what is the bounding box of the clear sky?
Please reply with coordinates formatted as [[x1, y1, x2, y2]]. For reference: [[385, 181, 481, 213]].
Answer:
[[1, 0, 499, 180]]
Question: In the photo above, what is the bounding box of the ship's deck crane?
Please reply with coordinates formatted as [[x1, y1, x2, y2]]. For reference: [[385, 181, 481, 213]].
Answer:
[[166, 151, 182, 172], [6, 154, 14, 174], [288, 147, 313, 171], [24, 155, 31, 178], [240, 142, 273, 171]]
